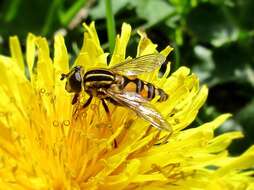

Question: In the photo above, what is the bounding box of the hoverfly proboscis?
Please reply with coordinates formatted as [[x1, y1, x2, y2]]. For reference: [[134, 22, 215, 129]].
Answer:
[[61, 54, 172, 134]]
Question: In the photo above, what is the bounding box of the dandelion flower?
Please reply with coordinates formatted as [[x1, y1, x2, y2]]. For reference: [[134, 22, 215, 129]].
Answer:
[[0, 22, 253, 190]]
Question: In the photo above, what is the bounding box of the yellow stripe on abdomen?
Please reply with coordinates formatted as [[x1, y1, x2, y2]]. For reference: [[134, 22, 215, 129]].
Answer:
[[123, 82, 138, 92]]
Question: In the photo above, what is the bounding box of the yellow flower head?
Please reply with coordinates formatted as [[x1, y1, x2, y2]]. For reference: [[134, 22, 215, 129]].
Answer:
[[0, 22, 253, 190]]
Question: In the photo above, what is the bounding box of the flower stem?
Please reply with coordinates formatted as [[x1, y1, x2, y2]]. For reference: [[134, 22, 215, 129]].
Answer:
[[42, 0, 62, 35], [59, 0, 87, 26], [105, 0, 116, 53]]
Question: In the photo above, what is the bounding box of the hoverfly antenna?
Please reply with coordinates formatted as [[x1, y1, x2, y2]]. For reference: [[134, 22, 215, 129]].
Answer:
[[60, 73, 67, 80], [75, 66, 81, 70], [74, 65, 85, 73]]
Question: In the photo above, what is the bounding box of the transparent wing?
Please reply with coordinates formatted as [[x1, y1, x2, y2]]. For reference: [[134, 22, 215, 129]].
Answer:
[[105, 88, 172, 133], [110, 54, 166, 76]]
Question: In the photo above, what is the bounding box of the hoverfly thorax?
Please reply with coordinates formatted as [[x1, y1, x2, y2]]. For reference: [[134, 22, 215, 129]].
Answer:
[[61, 66, 84, 93]]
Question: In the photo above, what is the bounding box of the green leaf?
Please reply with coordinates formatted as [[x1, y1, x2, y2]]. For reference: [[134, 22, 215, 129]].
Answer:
[[0, 0, 57, 38], [211, 42, 254, 85], [169, 0, 196, 14], [3, 0, 21, 22], [236, 99, 254, 140], [192, 45, 214, 83], [233, 0, 254, 30], [226, 99, 254, 154], [186, 3, 238, 47], [89, 0, 131, 19], [136, 0, 175, 27]]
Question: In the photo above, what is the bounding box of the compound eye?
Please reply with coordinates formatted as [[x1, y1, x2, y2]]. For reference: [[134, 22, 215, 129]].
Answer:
[[65, 70, 82, 93], [73, 72, 81, 81]]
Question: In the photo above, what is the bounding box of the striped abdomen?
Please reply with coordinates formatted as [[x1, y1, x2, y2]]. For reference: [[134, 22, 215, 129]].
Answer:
[[121, 76, 168, 102]]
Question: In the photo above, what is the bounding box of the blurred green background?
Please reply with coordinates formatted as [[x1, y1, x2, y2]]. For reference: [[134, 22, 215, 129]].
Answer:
[[0, 0, 253, 155]]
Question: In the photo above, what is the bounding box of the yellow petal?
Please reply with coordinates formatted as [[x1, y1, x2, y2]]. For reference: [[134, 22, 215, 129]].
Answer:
[[9, 36, 25, 72], [110, 23, 132, 66], [103, 159, 140, 189], [26, 33, 36, 77], [137, 30, 157, 56], [81, 22, 107, 68], [35, 37, 54, 89], [160, 45, 173, 57], [215, 145, 254, 177], [207, 131, 243, 153], [54, 34, 69, 73]]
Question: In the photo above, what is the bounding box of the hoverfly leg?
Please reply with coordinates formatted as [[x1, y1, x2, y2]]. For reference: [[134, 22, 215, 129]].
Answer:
[[101, 99, 111, 120], [73, 96, 93, 119], [156, 132, 172, 145], [72, 93, 79, 105], [72, 94, 80, 119], [101, 99, 117, 148], [113, 139, 118, 148], [82, 96, 93, 109]]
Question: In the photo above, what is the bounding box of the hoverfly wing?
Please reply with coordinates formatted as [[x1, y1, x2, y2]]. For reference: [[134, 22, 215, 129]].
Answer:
[[105, 88, 172, 133], [110, 54, 166, 76]]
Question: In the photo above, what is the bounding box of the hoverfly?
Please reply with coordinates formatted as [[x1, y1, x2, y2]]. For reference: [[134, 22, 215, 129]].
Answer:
[[61, 54, 172, 134]]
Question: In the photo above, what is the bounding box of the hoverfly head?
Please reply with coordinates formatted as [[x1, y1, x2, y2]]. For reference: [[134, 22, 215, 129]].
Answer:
[[61, 66, 84, 93]]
